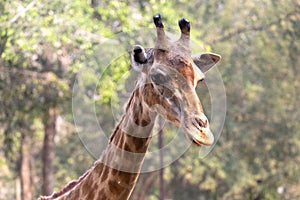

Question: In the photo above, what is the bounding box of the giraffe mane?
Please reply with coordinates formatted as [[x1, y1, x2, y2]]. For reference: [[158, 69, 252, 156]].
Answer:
[[38, 168, 92, 200]]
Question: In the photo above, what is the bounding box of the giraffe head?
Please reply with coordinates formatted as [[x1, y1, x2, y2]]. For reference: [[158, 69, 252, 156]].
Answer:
[[130, 14, 221, 146]]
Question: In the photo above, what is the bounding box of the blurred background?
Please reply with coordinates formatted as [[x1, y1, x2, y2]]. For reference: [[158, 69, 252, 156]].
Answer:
[[0, 0, 299, 199]]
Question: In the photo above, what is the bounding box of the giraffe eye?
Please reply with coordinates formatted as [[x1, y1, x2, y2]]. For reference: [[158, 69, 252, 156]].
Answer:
[[198, 78, 205, 84]]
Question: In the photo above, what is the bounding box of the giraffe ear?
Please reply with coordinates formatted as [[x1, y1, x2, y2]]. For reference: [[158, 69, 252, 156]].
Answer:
[[192, 53, 221, 73], [130, 45, 148, 72]]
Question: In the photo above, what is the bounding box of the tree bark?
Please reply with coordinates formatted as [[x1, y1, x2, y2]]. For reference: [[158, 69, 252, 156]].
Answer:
[[20, 132, 32, 200], [158, 117, 165, 200], [15, 177, 21, 200], [42, 107, 57, 196], [91, 0, 100, 7], [130, 172, 157, 200]]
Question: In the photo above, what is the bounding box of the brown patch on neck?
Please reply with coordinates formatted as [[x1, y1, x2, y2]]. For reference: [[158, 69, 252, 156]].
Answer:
[[109, 85, 155, 153], [141, 83, 160, 107], [129, 86, 153, 127]]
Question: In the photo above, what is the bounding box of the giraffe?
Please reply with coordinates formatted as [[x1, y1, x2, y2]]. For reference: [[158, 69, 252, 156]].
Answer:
[[38, 14, 221, 200]]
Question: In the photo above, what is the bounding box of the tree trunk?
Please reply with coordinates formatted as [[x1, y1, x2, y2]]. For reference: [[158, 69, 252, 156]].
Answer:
[[15, 177, 21, 200], [130, 172, 157, 200], [158, 116, 165, 200], [42, 107, 57, 196], [20, 132, 32, 200], [91, 0, 100, 7]]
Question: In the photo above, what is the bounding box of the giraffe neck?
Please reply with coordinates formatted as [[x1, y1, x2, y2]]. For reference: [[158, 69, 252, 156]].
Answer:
[[57, 85, 157, 200]]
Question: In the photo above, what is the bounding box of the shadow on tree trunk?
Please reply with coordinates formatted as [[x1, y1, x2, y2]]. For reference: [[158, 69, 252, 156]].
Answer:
[[42, 107, 57, 196]]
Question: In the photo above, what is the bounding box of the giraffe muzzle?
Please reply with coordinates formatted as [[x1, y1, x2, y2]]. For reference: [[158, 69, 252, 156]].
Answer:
[[182, 114, 214, 146]]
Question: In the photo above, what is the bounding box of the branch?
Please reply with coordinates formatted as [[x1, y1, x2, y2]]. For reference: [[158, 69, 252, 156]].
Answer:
[[208, 10, 298, 45], [0, 31, 8, 57], [74, 29, 105, 43], [0, 67, 60, 83], [0, 0, 39, 27]]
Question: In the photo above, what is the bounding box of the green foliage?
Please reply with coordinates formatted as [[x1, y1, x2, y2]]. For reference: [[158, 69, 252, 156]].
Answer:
[[0, 0, 300, 199], [95, 53, 130, 104]]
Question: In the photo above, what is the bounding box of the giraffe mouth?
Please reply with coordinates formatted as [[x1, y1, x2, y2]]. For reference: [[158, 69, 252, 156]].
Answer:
[[182, 116, 214, 146], [184, 125, 214, 146], [188, 128, 214, 146]]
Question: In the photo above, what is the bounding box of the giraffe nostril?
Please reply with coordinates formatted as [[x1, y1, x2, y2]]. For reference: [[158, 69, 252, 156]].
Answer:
[[195, 117, 208, 128]]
